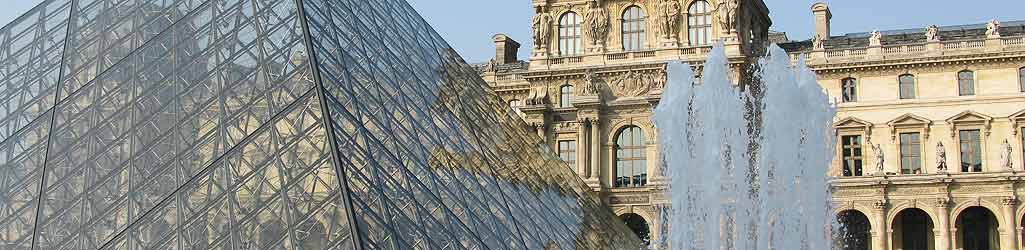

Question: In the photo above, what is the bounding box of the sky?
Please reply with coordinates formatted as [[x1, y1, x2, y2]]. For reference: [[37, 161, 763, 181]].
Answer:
[[3, 0, 1023, 63]]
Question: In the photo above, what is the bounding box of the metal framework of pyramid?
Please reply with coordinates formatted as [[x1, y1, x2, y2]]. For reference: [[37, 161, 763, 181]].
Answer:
[[0, 0, 643, 249]]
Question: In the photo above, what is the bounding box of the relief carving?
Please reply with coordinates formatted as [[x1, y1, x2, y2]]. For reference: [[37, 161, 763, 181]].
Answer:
[[608, 71, 655, 97], [578, 70, 601, 96]]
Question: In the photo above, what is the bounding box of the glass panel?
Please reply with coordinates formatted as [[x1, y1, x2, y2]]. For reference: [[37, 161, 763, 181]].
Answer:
[[1019, 67, 1024, 92], [899, 75, 916, 99], [958, 71, 975, 96], [842, 78, 857, 102], [1, 0, 646, 249], [688, 1, 711, 46], [841, 135, 863, 177], [960, 130, 982, 172], [900, 133, 921, 174]]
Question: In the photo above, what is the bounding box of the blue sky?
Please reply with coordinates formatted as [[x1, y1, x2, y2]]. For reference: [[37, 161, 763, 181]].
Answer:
[[3, 0, 1023, 63]]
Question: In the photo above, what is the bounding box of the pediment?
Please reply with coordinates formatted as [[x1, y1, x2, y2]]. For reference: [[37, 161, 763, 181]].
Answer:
[[945, 110, 992, 124], [835, 117, 872, 129], [887, 113, 932, 127], [1010, 108, 1025, 120]]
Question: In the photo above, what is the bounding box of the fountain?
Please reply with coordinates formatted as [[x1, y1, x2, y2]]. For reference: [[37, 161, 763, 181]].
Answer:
[[654, 44, 837, 249]]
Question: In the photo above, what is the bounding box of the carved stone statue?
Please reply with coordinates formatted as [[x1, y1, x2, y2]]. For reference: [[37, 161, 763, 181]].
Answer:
[[936, 142, 947, 172], [480, 59, 496, 73], [526, 83, 549, 105], [1001, 139, 1014, 170], [583, 1, 609, 49], [873, 143, 885, 173], [986, 19, 1001, 38], [812, 34, 824, 50], [578, 70, 600, 96], [716, 0, 740, 33], [656, 0, 681, 43], [926, 25, 940, 42], [532, 6, 553, 50], [869, 30, 882, 47]]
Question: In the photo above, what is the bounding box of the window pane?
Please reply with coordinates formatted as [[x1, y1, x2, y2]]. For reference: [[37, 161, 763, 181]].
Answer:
[[841, 135, 864, 177], [1019, 67, 1024, 92], [615, 126, 647, 187], [842, 78, 857, 102], [958, 71, 975, 96], [688, 1, 712, 46], [899, 75, 916, 99], [960, 130, 982, 172], [900, 133, 921, 174], [559, 12, 581, 56]]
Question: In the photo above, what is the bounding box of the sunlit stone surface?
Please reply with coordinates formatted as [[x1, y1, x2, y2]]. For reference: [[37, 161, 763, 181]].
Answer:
[[0, 0, 644, 249]]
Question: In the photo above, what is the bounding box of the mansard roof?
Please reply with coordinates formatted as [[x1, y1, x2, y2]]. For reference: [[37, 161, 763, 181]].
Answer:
[[779, 20, 1025, 53]]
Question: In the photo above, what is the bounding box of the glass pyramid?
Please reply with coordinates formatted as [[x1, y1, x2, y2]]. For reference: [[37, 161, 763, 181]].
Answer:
[[0, 0, 644, 249]]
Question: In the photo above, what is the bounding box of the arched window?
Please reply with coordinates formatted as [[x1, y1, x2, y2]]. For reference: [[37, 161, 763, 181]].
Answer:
[[615, 126, 647, 187], [559, 12, 582, 56], [688, 1, 712, 46], [899, 74, 916, 99], [622, 6, 646, 51], [619, 213, 651, 245], [841, 78, 858, 102], [560, 85, 574, 107], [958, 70, 975, 96], [1018, 67, 1024, 92]]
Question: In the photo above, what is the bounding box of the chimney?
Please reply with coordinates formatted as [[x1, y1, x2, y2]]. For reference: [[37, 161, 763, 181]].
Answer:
[[492, 34, 520, 64], [811, 3, 831, 40]]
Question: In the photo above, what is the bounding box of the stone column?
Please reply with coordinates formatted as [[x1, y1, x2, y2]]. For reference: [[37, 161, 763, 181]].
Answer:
[[935, 198, 951, 250], [873, 200, 889, 250], [576, 120, 588, 178], [590, 120, 601, 183], [1001, 197, 1018, 250]]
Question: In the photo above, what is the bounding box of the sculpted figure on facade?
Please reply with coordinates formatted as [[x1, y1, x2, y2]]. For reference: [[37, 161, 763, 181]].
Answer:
[[1001, 139, 1014, 170], [873, 143, 885, 173], [812, 34, 823, 50], [716, 0, 740, 33], [869, 30, 882, 47], [926, 25, 940, 42], [578, 70, 601, 96], [583, 0, 609, 49], [936, 142, 947, 172], [526, 83, 549, 105], [532, 6, 553, 50], [656, 0, 681, 43], [986, 19, 1001, 38]]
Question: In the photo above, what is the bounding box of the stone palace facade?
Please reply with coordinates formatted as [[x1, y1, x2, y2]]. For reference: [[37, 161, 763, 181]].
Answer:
[[480, 1, 1025, 250]]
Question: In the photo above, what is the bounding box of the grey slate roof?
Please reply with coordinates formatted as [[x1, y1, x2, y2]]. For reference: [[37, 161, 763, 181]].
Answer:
[[779, 20, 1025, 53]]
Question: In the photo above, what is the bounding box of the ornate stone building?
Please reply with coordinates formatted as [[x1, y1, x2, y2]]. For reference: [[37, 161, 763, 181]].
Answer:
[[780, 3, 1025, 250], [482, 1, 1025, 249], [479, 0, 772, 246]]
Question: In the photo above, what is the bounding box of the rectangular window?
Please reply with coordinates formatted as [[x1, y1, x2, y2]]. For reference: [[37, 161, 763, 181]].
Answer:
[[1019, 67, 1024, 92], [958, 71, 975, 96], [1021, 127, 1024, 168], [899, 133, 922, 174], [960, 129, 983, 172], [841, 135, 864, 177], [899, 75, 916, 99], [558, 140, 577, 170]]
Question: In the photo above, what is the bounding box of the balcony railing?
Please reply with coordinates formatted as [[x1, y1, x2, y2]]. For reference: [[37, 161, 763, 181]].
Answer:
[[813, 36, 1025, 63]]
